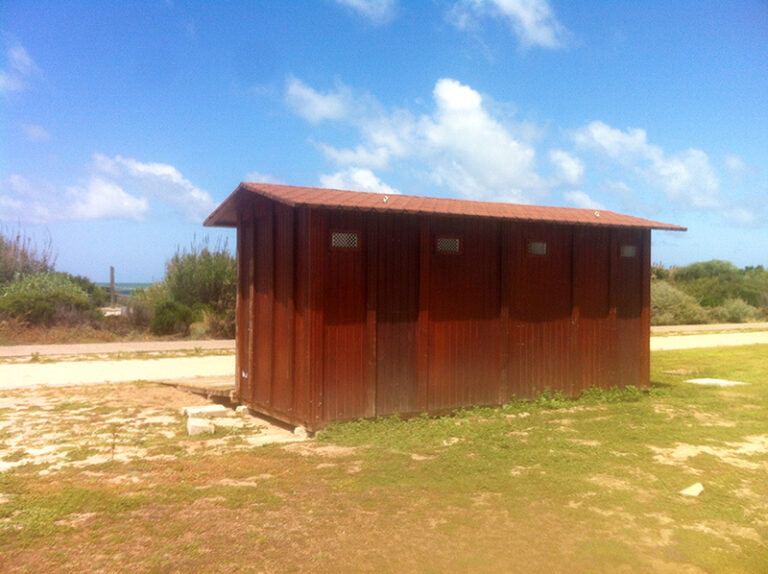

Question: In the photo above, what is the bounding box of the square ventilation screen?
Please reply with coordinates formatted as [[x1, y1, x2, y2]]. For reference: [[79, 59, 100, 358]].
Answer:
[[620, 244, 637, 258], [331, 231, 359, 249], [527, 241, 547, 255], [436, 237, 461, 253]]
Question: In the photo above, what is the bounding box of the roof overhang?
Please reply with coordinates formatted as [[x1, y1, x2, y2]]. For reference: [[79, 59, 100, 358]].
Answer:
[[204, 182, 687, 232]]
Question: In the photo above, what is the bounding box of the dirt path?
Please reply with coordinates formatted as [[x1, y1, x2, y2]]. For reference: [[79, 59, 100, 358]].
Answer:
[[1, 330, 765, 390], [650, 331, 768, 351], [0, 339, 235, 358], [0, 355, 235, 390], [651, 322, 768, 334]]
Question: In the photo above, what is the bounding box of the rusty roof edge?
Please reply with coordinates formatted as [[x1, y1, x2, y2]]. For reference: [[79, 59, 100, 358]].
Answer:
[[205, 182, 686, 231]]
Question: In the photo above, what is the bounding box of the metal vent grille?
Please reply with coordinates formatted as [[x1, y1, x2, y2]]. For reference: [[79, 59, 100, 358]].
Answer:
[[527, 241, 547, 255], [331, 231, 359, 249], [436, 237, 461, 253], [620, 244, 637, 258]]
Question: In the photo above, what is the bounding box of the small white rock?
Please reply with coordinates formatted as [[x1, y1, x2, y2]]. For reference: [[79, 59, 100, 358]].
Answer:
[[187, 417, 215, 436], [680, 482, 704, 497], [235, 405, 250, 416], [181, 404, 229, 418], [293, 426, 308, 439]]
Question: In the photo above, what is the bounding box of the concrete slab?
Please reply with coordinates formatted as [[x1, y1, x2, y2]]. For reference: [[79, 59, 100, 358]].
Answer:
[[685, 378, 747, 387]]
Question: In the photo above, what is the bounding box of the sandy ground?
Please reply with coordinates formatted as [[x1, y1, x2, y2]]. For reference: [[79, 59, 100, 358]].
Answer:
[[0, 355, 235, 390], [0, 329, 765, 390], [650, 331, 768, 351], [0, 339, 235, 358], [651, 321, 768, 334]]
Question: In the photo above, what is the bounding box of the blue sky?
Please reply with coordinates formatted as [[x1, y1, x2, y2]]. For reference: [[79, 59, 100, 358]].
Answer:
[[1, 1, 767, 282]]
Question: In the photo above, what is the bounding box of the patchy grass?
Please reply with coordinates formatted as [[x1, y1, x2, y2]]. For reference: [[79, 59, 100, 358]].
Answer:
[[0, 346, 767, 572]]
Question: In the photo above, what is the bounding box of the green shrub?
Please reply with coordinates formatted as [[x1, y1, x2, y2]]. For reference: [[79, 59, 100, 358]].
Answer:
[[155, 236, 236, 337], [150, 300, 195, 336], [164, 237, 235, 312], [650, 280, 708, 325], [717, 298, 757, 323], [0, 273, 90, 325]]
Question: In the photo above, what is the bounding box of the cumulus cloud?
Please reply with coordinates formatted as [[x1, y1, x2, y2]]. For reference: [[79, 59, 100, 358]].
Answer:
[[291, 76, 546, 203], [67, 178, 148, 221], [318, 143, 391, 169], [573, 120, 722, 210], [449, 0, 568, 49], [646, 149, 719, 208], [285, 77, 351, 123], [419, 78, 543, 201], [0, 40, 39, 93], [91, 154, 217, 221], [0, 156, 214, 224], [563, 190, 605, 210], [549, 149, 583, 185], [335, 0, 396, 24], [572, 120, 658, 162], [320, 167, 400, 195]]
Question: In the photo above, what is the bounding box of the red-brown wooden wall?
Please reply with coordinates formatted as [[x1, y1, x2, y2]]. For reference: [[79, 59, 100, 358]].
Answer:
[[235, 196, 651, 430]]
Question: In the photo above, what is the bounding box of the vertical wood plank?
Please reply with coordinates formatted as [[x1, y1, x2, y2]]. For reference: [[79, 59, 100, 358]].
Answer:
[[499, 222, 511, 404], [272, 204, 295, 413], [364, 214, 378, 418], [308, 209, 325, 428], [639, 229, 652, 389], [292, 207, 310, 426], [254, 201, 274, 406], [416, 217, 431, 412]]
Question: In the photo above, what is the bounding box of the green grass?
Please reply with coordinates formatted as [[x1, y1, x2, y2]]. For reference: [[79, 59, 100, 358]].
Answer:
[[0, 345, 766, 573]]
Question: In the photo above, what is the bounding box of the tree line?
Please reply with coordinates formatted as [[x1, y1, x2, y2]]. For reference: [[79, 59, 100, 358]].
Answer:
[[651, 260, 768, 325]]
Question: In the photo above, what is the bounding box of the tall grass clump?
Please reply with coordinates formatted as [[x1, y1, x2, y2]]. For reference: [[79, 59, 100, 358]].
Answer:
[[0, 227, 56, 284], [149, 236, 236, 337]]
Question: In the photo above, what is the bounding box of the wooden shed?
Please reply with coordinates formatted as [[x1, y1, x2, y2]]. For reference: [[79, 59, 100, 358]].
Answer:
[[205, 183, 685, 430]]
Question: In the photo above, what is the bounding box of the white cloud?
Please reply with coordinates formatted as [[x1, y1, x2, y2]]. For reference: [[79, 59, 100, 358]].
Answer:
[[319, 143, 391, 169], [419, 78, 543, 201], [320, 168, 400, 195], [722, 207, 757, 226], [285, 77, 350, 123], [549, 149, 583, 185], [67, 178, 148, 221], [92, 154, 217, 221], [724, 154, 745, 174], [646, 149, 720, 208], [0, 41, 39, 93], [0, 156, 214, 224], [573, 120, 722, 210], [22, 124, 50, 142], [335, 0, 396, 24], [449, 0, 568, 49], [0, 175, 57, 224], [572, 120, 659, 162], [289, 76, 546, 204], [244, 171, 285, 184], [563, 190, 605, 210]]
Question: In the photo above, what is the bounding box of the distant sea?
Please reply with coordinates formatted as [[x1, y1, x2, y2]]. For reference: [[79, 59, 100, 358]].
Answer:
[[96, 282, 152, 296]]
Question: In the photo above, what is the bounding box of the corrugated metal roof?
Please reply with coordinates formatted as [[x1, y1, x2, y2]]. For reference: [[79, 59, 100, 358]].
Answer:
[[204, 182, 686, 231]]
